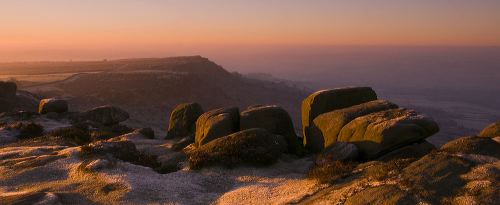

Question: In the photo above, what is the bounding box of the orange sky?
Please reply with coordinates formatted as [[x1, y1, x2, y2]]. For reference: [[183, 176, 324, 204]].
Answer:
[[1, 0, 499, 61]]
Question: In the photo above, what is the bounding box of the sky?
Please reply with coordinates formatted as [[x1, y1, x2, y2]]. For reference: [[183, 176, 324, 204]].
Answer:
[[1, 0, 500, 61]]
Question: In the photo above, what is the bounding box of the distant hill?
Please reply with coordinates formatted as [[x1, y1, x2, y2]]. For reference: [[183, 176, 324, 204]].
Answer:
[[24, 56, 308, 135]]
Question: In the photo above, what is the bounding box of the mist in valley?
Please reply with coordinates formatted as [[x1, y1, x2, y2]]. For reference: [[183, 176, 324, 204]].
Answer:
[[1, 46, 499, 145], [208, 46, 500, 144]]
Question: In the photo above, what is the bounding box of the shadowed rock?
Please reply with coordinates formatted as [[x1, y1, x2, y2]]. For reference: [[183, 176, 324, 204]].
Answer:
[[479, 121, 500, 138], [194, 107, 239, 147], [84, 140, 138, 159], [0, 81, 17, 112], [240, 105, 303, 155], [301, 87, 377, 149], [167, 103, 203, 139], [310, 100, 398, 152], [377, 140, 436, 161], [0, 81, 17, 98], [81, 105, 129, 125], [135, 127, 155, 139], [38, 98, 68, 114], [157, 152, 187, 173], [187, 128, 287, 169], [315, 142, 359, 166], [337, 108, 439, 160], [172, 136, 194, 151]]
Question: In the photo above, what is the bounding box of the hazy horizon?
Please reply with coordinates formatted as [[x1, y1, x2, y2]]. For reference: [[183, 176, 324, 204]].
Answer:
[[2, 0, 500, 62]]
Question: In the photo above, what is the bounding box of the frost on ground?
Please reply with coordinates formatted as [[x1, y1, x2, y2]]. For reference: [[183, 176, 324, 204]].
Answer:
[[0, 141, 321, 205], [1, 137, 499, 204]]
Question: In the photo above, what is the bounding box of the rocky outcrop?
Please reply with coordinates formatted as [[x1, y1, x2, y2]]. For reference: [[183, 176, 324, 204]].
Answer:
[[38, 98, 68, 114], [301, 88, 438, 159], [240, 105, 302, 154], [304, 134, 499, 204], [80, 105, 129, 125], [441, 136, 500, 158], [167, 103, 203, 139], [187, 128, 287, 169], [479, 121, 500, 138], [337, 108, 439, 159], [398, 150, 498, 204], [194, 107, 239, 147], [309, 100, 398, 152], [302, 87, 377, 149]]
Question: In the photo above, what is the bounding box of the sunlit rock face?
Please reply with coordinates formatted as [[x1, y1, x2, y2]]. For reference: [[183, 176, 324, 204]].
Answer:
[[301, 87, 377, 151], [301, 87, 439, 160], [311, 100, 398, 151], [336, 108, 439, 159], [194, 107, 239, 147]]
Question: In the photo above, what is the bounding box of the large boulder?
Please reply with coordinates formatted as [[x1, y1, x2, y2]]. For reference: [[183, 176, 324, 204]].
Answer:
[[309, 100, 398, 152], [240, 105, 302, 154], [81, 105, 129, 125], [479, 121, 500, 138], [337, 108, 439, 160], [0, 81, 17, 98], [167, 103, 203, 139], [301, 87, 377, 148], [194, 107, 239, 147], [38, 98, 68, 114], [13, 91, 39, 112], [186, 128, 288, 169]]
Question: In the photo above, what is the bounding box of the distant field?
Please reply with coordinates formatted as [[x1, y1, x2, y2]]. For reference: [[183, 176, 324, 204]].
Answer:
[[0, 56, 225, 87], [0, 61, 118, 75], [0, 72, 79, 83], [0, 56, 206, 75]]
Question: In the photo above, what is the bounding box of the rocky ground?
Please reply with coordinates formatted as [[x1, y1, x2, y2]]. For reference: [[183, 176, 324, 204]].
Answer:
[[1, 82, 499, 205]]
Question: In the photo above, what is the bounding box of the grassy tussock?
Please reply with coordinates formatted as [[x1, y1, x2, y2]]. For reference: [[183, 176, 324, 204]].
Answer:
[[186, 129, 286, 169], [307, 160, 355, 184], [50, 127, 92, 145], [364, 159, 414, 180], [6, 122, 44, 139]]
